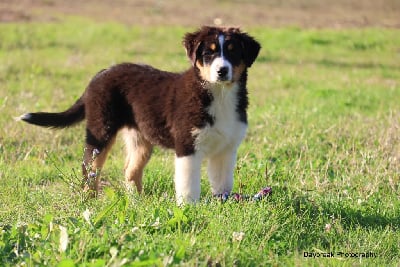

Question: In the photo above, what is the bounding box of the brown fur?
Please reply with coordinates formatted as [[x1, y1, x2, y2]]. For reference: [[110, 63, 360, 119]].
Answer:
[[21, 26, 261, 197]]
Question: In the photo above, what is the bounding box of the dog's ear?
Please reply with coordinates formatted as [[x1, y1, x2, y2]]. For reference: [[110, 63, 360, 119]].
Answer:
[[239, 32, 261, 67], [183, 30, 204, 66]]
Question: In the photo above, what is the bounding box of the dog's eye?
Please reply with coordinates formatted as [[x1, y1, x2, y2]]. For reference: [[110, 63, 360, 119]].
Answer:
[[225, 43, 237, 55], [203, 50, 213, 56], [202, 50, 214, 61]]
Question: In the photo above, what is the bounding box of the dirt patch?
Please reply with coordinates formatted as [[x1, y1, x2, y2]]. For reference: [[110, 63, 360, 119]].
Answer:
[[1, 0, 399, 28]]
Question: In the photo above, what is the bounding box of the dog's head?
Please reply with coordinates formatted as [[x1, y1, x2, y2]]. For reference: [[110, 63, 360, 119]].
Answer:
[[183, 26, 261, 84]]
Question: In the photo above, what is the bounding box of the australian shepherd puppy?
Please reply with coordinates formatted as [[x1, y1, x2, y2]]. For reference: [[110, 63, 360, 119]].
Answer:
[[20, 26, 261, 204]]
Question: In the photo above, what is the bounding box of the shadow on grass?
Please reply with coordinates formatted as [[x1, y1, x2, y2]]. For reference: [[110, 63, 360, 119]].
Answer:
[[332, 207, 400, 230], [291, 193, 399, 231]]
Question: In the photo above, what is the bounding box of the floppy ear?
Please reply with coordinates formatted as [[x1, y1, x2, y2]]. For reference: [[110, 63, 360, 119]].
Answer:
[[239, 33, 261, 67], [183, 30, 203, 66]]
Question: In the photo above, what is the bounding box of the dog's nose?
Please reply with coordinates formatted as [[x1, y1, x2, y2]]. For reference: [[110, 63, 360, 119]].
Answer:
[[217, 66, 229, 79]]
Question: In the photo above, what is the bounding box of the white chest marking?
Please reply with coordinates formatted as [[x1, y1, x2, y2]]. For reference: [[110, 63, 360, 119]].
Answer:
[[193, 83, 247, 157]]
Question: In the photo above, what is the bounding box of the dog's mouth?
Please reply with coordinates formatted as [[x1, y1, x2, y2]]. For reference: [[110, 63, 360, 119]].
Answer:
[[211, 79, 235, 90], [206, 57, 233, 84], [209, 70, 233, 86], [216, 75, 232, 83], [216, 69, 234, 85], [217, 79, 234, 86]]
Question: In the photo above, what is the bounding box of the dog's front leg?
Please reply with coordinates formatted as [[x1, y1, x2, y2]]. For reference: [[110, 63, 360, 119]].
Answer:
[[174, 153, 202, 205], [207, 148, 237, 195]]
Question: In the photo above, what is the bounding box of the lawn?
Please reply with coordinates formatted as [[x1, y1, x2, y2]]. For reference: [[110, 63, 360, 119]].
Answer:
[[0, 18, 399, 266]]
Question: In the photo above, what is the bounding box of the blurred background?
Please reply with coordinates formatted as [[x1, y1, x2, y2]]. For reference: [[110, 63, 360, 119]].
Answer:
[[1, 0, 400, 28]]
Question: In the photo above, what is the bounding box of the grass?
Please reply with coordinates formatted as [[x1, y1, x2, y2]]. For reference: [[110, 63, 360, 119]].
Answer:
[[0, 18, 399, 266]]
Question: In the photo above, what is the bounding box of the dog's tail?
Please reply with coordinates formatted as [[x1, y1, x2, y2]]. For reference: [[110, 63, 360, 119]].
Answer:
[[18, 97, 85, 128]]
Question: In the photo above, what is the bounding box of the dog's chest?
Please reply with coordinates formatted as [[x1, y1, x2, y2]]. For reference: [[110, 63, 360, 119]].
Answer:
[[193, 84, 247, 157]]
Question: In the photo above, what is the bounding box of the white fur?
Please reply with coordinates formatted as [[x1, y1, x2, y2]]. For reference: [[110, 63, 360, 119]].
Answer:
[[166, 37, 246, 204], [123, 128, 140, 148], [15, 113, 31, 122], [122, 128, 152, 193], [174, 153, 202, 205], [123, 128, 141, 191], [191, 82, 247, 197], [193, 83, 247, 157], [209, 35, 233, 82], [207, 147, 237, 194]]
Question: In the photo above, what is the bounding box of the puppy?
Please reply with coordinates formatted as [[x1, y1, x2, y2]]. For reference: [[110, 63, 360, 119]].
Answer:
[[20, 26, 261, 204]]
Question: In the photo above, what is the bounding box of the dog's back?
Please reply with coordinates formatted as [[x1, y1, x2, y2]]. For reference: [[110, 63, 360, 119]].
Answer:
[[20, 26, 261, 204]]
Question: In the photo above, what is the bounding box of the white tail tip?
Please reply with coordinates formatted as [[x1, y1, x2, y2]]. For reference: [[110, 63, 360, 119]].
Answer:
[[15, 113, 31, 122]]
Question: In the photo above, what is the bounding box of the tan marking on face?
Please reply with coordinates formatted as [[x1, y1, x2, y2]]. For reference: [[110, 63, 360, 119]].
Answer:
[[196, 59, 212, 81], [228, 43, 234, 51], [210, 43, 216, 51], [232, 62, 246, 82]]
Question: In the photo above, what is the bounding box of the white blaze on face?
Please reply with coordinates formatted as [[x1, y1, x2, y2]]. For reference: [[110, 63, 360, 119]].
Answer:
[[209, 35, 233, 83]]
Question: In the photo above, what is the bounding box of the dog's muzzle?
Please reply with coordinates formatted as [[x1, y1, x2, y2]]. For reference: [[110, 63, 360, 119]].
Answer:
[[210, 57, 232, 83], [217, 66, 229, 81]]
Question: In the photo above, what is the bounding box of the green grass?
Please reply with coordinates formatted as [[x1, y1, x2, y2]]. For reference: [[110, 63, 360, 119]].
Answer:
[[1, 18, 399, 266]]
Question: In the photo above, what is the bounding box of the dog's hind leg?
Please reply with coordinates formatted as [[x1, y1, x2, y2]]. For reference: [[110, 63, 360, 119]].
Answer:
[[82, 128, 117, 197], [123, 128, 153, 193]]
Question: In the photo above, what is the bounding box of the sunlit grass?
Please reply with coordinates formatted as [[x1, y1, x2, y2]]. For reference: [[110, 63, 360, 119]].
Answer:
[[0, 19, 399, 266]]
